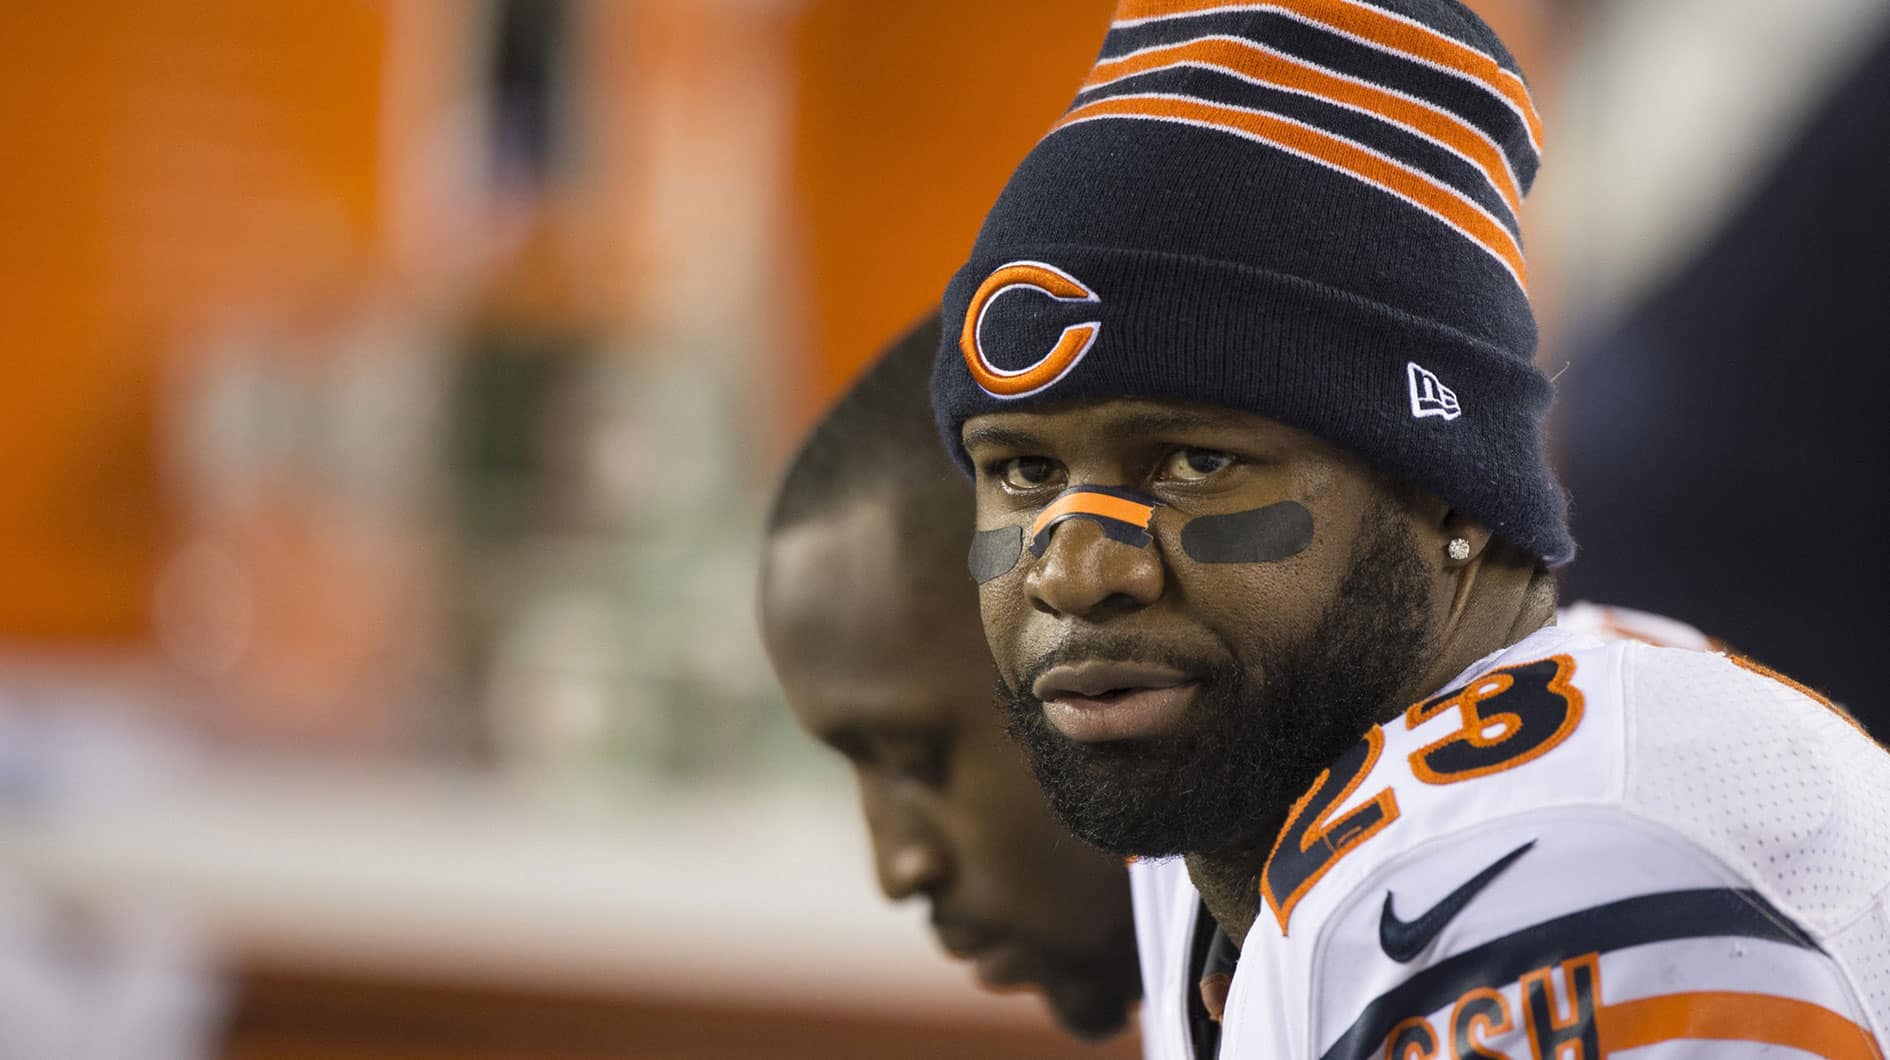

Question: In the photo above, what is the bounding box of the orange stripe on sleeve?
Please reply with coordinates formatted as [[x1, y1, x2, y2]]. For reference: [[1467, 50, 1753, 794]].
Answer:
[[1053, 93, 1526, 286], [1029, 491, 1159, 539], [1599, 992, 1885, 1060], [1112, 0, 1543, 152], [1084, 35, 1522, 219]]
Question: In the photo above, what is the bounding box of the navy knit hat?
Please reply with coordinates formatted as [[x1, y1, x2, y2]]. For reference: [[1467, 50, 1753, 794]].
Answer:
[[931, 0, 1573, 565]]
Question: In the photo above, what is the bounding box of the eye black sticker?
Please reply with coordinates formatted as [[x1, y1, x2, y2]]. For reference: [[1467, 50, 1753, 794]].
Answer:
[[970, 492, 1309, 581], [1028, 485, 1163, 557], [968, 525, 1025, 584], [1179, 501, 1315, 564]]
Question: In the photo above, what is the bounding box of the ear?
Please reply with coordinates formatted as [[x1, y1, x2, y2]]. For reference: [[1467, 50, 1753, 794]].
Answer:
[[1438, 509, 1494, 571], [1394, 486, 1492, 571]]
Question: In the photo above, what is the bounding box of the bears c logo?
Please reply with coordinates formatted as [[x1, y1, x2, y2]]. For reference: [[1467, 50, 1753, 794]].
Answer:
[[960, 261, 1100, 399]]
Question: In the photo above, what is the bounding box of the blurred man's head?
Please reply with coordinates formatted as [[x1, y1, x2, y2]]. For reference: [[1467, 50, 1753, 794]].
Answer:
[[758, 316, 1139, 1038]]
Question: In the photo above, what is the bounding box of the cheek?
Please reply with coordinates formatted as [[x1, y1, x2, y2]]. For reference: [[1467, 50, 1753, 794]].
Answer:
[[1167, 523, 1352, 656], [1177, 501, 1315, 564], [976, 580, 1032, 667]]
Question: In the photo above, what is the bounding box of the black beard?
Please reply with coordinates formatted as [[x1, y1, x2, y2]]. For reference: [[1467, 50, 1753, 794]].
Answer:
[[1003, 498, 1438, 858]]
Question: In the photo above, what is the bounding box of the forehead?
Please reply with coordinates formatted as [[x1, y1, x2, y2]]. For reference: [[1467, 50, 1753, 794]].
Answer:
[[761, 501, 990, 731], [962, 398, 1322, 455]]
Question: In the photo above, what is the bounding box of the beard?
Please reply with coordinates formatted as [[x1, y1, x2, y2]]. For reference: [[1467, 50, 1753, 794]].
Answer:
[[1003, 496, 1439, 858], [1043, 977, 1135, 1041]]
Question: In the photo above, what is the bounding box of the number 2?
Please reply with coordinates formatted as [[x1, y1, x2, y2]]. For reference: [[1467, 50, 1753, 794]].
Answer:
[[1260, 656, 1585, 933], [1262, 726, 1401, 934]]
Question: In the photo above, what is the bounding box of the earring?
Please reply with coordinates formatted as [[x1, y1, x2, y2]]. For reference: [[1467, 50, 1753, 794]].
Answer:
[[1446, 538, 1472, 561]]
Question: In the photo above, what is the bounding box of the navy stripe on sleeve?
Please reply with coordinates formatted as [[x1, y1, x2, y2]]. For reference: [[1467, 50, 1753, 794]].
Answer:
[[1318, 887, 1821, 1060]]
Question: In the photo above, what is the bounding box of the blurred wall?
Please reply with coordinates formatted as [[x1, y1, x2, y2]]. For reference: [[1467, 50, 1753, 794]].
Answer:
[[784, 0, 1117, 429], [0, 1, 462, 643]]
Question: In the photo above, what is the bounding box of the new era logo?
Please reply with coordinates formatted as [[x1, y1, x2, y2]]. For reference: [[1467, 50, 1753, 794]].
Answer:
[[1407, 362, 1461, 421]]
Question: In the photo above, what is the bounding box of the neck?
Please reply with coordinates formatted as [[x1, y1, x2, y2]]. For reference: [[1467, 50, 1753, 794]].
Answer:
[[1184, 558, 1555, 947], [1185, 835, 1274, 950], [1409, 557, 1555, 709]]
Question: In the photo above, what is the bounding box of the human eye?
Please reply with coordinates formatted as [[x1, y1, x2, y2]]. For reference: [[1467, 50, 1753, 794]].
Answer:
[[883, 732, 952, 789], [1157, 447, 1237, 483], [995, 455, 1065, 494], [824, 730, 873, 767]]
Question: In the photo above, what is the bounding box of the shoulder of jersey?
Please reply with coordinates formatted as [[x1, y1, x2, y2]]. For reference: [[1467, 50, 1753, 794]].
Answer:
[[1231, 628, 1890, 1058], [1258, 624, 1889, 943]]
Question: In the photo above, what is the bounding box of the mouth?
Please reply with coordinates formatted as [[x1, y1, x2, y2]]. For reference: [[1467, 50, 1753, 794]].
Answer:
[[1031, 660, 1199, 742], [933, 922, 1036, 990]]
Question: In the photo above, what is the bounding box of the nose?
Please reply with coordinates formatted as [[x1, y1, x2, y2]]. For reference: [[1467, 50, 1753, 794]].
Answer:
[[863, 786, 952, 902], [1025, 513, 1165, 620]]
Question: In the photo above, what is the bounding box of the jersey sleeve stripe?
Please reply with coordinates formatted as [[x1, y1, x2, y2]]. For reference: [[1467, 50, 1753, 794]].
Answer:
[[1318, 887, 1819, 1060], [1600, 991, 1884, 1060]]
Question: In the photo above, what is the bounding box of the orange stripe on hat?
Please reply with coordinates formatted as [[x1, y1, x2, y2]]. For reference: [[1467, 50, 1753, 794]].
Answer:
[[1053, 92, 1526, 287], [1600, 991, 1885, 1060], [1111, 0, 1543, 154], [1029, 490, 1159, 542], [1083, 34, 1522, 221]]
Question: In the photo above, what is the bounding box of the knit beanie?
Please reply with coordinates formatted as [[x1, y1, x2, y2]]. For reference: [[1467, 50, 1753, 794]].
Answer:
[[931, 0, 1573, 565]]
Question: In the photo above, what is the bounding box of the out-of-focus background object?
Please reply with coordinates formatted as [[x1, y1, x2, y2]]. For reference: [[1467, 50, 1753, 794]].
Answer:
[[1556, 18, 1890, 727], [0, 0, 1883, 1056]]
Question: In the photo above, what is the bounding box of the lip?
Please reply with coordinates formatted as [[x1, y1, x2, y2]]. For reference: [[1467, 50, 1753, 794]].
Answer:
[[971, 944, 1036, 991], [1032, 660, 1199, 742], [934, 923, 1035, 990], [933, 920, 1000, 962]]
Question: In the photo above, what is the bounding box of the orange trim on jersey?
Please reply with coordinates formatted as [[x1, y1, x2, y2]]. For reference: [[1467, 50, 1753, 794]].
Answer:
[[1082, 35, 1522, 219], [1598, 991, 1885, 1060], [1028, 490, 1158, 541], [1261, 724, 1400, 934], [1111, 0, 1544, 152], [1520, 952, 1600, 1055], [1729, 653, 1837, 710], [1448, 986, 1513, 1060], [1594, 616, 1676, 647], [1404, 654, 1583, 786], [1052, 93, 1525, 286], [1728, 653, 1879, 745], [1384, 1016, 1440, 1059]]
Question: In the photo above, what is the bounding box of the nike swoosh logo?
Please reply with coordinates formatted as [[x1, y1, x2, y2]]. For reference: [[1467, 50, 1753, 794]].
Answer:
[[1379, 840, 1535, 963]]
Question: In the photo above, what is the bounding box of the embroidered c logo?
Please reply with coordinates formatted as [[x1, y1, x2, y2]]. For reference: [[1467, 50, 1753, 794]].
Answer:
[[960, 261, 1100, 399]]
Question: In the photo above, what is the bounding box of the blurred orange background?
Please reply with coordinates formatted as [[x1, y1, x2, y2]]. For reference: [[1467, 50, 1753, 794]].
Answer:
[[1, 0, 1882, 1056]]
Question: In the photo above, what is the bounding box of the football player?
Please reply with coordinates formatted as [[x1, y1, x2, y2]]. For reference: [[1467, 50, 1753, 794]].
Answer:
[[927, 1, 1890, 1056], [759, 316, 1142, 1040]]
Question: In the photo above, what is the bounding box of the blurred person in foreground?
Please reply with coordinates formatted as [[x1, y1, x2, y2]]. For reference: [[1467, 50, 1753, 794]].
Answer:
[[928, 1, 1890, 1056], [758, 316, 1142, 1040]]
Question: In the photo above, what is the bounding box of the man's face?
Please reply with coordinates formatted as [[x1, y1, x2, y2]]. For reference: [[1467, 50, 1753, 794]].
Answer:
[[961, 399, 1446, 858], [761, 500, 1140, 1038]]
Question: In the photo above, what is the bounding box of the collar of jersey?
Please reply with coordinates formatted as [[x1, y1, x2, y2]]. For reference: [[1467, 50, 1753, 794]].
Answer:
[[1435, 623, 1595, 700]]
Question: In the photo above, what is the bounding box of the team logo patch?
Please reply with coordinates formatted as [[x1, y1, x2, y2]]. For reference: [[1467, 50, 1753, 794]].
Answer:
[[1407, 361, 1462, 421], [960, 261, 1101, 399]]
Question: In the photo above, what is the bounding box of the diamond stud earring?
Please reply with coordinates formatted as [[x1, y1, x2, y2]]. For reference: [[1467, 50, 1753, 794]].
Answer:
[[1446, 538, 1472, 561]]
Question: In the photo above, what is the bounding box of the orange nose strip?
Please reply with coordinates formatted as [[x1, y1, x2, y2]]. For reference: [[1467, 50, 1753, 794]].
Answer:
[[1028, 486, 1163, 557]]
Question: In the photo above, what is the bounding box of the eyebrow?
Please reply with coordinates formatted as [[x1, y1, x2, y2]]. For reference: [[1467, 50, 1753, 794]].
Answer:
[[962, 408, 1248, 454], [816, 719, 948, 759], [960, 424, 1045, 453], [1098, 408, 1243, 437]]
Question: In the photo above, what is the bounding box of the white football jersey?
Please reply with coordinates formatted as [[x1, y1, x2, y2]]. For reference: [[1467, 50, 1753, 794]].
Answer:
[[1131, 622, 1890, 1058]]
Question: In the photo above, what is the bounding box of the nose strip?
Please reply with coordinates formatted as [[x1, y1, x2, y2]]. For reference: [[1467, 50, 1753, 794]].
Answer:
[[1028, 485, 1163, 557]]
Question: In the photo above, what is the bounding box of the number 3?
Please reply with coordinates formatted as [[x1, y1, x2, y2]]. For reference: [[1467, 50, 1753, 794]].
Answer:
[[1405, 654, 1584, 785]]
